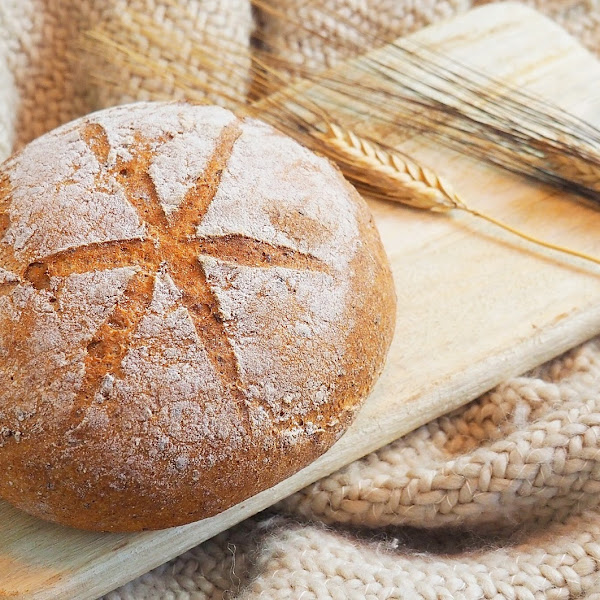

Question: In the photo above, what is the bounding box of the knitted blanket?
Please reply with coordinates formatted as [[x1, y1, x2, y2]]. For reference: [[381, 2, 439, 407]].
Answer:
[[1, 1, 600, 598]]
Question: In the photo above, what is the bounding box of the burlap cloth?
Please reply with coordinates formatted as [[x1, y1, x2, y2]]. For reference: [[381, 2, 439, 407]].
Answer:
[[1, 0, 600, 598]]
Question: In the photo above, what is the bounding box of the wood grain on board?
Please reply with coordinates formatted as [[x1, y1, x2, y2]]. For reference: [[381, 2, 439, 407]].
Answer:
[[2, 3, 600, 598]]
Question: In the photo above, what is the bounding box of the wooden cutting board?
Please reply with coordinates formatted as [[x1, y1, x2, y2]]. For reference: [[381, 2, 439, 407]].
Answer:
[[2, 3, 600, 598]]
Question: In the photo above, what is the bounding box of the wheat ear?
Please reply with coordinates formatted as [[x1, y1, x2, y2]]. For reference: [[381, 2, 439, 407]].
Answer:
[[543, 142, 600, 194], [318, 123, 600, 267]]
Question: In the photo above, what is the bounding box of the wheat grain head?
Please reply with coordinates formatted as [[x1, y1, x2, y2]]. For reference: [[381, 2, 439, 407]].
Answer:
[[315, 123, 466, 212]]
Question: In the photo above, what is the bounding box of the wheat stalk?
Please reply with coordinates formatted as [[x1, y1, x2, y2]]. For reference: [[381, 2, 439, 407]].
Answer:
[[252, 0, 600, 201], [317, 123, 465, 212], [316, 123, 600, 266]]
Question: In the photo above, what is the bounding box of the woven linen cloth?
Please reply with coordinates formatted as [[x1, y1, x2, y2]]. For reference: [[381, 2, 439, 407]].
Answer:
[[0, 0, 252, 153], [1, 0, 600, 598]]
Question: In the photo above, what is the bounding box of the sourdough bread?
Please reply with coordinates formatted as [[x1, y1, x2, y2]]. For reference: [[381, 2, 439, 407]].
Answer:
[[0, 102, 395, 531]]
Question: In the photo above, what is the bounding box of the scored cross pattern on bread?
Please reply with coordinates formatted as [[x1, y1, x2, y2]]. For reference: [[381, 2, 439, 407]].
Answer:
[[0, 103, 395, 531], [4, 118, 329, 409]]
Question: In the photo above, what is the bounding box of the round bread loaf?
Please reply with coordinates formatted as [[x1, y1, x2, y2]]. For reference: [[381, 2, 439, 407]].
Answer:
[[0, 102, 395, 531]]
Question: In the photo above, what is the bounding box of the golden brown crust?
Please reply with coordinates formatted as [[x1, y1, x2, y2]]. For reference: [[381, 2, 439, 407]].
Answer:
[[0, 102, 395, 531]]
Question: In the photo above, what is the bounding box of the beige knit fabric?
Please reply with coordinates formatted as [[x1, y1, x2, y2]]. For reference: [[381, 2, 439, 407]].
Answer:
[[1, 1, 600, 598], [0, 0, 252, 152], [254, 0, 471, 75]]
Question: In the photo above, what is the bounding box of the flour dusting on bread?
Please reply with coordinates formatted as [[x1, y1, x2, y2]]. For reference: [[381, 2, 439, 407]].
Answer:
[[0, 102, 396, 531], [198, 117, 359, 272], [4, 126, 143, 261]]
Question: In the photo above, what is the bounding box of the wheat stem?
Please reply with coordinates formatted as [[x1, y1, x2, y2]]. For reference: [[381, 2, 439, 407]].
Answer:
[[317, 123, 600, 267], [464, 208, 600, 266]]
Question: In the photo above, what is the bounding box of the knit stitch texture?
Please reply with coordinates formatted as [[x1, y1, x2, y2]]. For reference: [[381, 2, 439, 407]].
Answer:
[[0, 1, 599, 598]]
